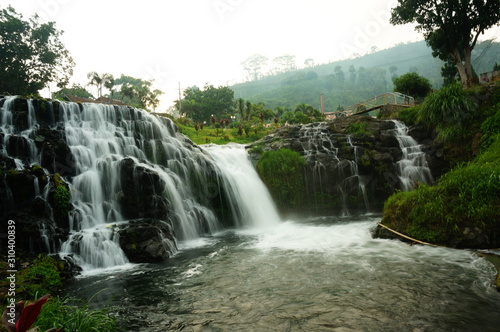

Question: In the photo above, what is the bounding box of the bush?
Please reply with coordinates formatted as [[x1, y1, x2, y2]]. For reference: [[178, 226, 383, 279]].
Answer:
[[381, 136, 500, 247], [393, 72, 432, 99], [480, 106, 500, 150], [418, 83, 479, 142], [256, 149, 306, 210]]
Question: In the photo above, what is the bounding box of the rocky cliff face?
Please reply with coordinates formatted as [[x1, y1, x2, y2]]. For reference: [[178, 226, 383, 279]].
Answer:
[[249, 116, 447, 215], [0, 97, 228, 266]]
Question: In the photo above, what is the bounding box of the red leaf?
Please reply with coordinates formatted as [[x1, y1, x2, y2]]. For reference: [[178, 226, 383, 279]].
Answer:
[[2, 301, 24, 332], [15, 295, 50, 332]]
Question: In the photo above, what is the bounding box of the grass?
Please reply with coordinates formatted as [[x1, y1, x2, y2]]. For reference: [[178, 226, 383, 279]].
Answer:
[[33, 292, 118, 332], [176, 123, 276, 145], [381, 134, 500, 247]]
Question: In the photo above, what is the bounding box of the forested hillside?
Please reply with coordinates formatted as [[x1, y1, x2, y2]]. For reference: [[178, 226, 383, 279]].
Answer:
[[231, 41, 500, 111]]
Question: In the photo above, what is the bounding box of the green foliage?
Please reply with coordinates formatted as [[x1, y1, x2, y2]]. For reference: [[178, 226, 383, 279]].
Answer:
[[180, 84, 234, 123], [393, 72, 432, 98], [0, 5, 75, 95], [480, 106, 500, 150], [381, 135, 500, 247], [176, 122, 272, 145], [110, 74, 163, 111], [52, 84, 94, 100], [33, 293, 118, 332], [417, 83, 478, 141], [395, 106, 419, 124], [390, 0, 500, 85], [256, 149, 306, 210], [347, 122, 369, 136], [16, 255, 63, 299], [53, 173, 71, 216]]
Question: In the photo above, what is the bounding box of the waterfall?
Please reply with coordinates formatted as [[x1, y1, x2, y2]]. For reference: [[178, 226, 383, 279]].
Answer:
[[299, 123, 371, 215], [57, 102, 225, 270], [391, 120, 433, 190], [0, 97, 40, 168], [203, 144, 281, 228]]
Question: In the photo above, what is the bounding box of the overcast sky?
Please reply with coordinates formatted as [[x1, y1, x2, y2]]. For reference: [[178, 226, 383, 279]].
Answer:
[[2, 0, 499, 110]]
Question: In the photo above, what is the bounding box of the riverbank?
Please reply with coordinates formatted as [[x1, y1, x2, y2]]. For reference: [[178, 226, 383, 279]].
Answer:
[[376, 82, 500, 249]]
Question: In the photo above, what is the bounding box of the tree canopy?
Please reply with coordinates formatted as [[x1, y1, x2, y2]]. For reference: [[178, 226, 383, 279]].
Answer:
[[109, 74, 163, 111], [393, 72, 432, 99], [390, 0, 500, 86], [0, 5, 74, 95], [180, 84, 234, 123]]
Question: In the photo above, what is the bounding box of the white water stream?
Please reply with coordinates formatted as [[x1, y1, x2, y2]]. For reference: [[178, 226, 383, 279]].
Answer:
[[392, 120, 433, 190]]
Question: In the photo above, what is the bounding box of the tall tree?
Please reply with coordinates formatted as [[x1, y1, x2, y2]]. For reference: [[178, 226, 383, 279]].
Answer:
[[0, 6, 74, 95], [87, 72, 113, 98], [390, 0, 500, 86]]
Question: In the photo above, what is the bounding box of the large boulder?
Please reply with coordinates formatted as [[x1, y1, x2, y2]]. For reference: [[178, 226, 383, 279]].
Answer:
[[118, 219, 177, 263]]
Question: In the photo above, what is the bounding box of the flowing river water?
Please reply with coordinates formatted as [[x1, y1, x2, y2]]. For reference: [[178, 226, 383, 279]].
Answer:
[[63, 215, 500, 331], [2, 98, 497, 331]]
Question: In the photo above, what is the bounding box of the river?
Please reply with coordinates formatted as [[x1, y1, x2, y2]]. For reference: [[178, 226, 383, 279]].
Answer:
[[63, 215, 500, 331]]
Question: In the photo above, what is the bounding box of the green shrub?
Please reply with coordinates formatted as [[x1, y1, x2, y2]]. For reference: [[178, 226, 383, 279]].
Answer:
[[256, 149, 306, 210], [480, 106, 500, 150], [381, 138, 500, 247], [34, 293, 118, 332], [347, 122, 369, 136], [396, 106, 419, 124], [418, 83, 479, 142]]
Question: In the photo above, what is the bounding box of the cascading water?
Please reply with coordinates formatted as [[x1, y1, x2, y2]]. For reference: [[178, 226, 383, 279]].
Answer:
[[299, 122, 371, 215], [203, 144, 281, 229], [0, 96, 40, 168], [391, 120, 433, 190], [57, 102, 226, 270]]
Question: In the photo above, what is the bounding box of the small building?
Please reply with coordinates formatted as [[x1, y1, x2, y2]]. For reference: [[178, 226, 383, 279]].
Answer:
[[479, 70, 500, 85]]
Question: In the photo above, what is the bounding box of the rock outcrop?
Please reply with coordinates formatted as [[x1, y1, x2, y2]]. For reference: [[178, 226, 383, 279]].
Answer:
[[249, 116, 446, 215]]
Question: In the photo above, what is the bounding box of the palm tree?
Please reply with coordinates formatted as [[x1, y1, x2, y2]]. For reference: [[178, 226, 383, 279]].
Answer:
[[87, 72, 114, 98], [294, 103, 314, 114]]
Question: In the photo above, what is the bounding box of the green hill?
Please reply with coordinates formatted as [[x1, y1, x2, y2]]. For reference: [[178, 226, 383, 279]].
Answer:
[[231, 41, 500, 111]]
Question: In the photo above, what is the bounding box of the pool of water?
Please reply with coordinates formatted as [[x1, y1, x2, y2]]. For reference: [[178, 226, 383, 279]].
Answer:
[[63, 216, 500, 331]]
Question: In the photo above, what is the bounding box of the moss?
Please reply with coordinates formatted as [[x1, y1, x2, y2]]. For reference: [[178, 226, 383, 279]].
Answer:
[[53, 173, 71, 217], [256, 148, 306, 211], [12, 255, 63, 299], [6, 169, 20, 177]]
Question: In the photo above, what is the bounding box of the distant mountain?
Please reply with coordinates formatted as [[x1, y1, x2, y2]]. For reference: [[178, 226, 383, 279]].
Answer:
[[231, 41, 500, 112]]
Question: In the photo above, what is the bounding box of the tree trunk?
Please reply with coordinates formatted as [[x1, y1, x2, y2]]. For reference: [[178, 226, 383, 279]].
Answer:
[[451, 48, 473, 87], [463, 45, 474, 87]]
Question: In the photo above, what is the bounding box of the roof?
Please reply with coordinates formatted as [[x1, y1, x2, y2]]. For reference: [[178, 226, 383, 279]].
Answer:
[[64, 94, 128, 106], [94, 96, 128, 106]]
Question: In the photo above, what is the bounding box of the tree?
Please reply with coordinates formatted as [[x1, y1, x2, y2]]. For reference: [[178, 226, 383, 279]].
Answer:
[[390, 0, 500, 87], [113, 74, 163, 111], [0, 6, 74, 95], [393, 72, 432, 99], [241, 54, 268, 81], [52, 84, 93, 100], [87, 72, 114, 98], [181, 84, 234, 122], [272, 55, 297, 74]]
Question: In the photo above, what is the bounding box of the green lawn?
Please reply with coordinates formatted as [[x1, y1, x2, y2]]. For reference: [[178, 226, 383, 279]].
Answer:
[[176, 124, 276, 145]]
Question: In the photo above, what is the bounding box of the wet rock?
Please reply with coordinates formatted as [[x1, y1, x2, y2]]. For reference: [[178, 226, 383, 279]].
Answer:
[[118, 219, 177, 263], [118, 158, 170, 220]]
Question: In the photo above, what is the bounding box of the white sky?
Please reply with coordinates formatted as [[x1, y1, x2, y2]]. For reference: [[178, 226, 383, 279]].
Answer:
[[2, 0, 500, 110]]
